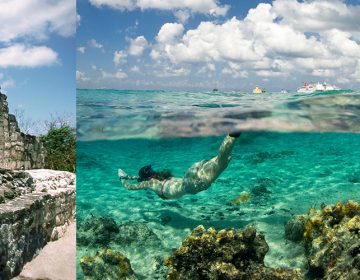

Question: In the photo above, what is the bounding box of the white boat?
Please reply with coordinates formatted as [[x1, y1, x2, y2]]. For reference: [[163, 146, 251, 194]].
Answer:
[[297, 82, 340, 94], [252, 85, 265, 94]]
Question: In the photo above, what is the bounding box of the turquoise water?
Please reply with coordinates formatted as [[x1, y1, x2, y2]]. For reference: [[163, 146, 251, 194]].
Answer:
[[76, 131, 360, 279]]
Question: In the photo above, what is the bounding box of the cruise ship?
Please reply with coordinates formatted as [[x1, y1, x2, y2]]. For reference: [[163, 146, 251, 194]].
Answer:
[[297, 82, 340, 94], [252, 85, 265, 94]]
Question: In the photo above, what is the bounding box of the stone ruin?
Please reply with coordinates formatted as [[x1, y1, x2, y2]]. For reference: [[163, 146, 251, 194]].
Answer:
[[0, 92, 45, 170], [0, 91, 76, 280]]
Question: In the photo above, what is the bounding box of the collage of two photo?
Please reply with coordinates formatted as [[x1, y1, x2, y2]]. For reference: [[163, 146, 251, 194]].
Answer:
[[1, 0, 360, 279]]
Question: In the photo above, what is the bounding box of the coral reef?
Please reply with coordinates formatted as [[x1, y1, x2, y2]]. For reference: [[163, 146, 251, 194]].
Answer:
[[80, 249, 137, 280], [284, 200, 360, 279], [165, 225, 303, 280], [304, 200, 360, 279]]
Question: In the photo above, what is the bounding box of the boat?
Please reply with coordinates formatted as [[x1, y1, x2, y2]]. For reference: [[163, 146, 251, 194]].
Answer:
[[297, 82, 340, 94], [252, 85, 265, 94], [212, 88, 219, 92], [281, 89, 288, 94]]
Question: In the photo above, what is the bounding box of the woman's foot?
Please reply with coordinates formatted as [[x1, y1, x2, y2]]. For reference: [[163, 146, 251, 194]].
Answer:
[[229, 132, 242, 138]]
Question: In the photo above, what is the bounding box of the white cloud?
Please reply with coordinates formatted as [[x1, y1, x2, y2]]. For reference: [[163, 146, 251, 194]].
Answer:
[[77, 13, 81, 27], [222, 62, 248, 78], [113, 50, 128, 66], [272, 0, 360, 37], [89, 0, 229, 16], [89, 39, 103, 49], [156, 23, 184, 44], [101, 70, 128, 79], [174, 9, 191, 24], [76, 70, 90, 81], [0, 44, 58, 68], [77, 46, 86, 54], [154, 65, 190, 77], [0, 74, 15, 90], [0, 0, 75, 43], [150, 0, 360, 82], [130, 65, 140, 72], [128, 36, 149, 56]]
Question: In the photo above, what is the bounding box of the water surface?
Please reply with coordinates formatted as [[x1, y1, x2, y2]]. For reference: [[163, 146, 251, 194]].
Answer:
[[77, 89, 360, 140]]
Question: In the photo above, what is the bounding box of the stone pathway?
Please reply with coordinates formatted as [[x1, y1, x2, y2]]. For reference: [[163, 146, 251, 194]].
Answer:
[[12, 222, 76, 280]]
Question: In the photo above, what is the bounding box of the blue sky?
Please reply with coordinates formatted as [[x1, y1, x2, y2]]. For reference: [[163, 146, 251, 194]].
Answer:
[[77, 0, 360, 91], [0, 0, 76, 134]]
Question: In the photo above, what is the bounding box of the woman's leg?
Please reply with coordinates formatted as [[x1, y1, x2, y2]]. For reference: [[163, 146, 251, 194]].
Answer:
[[183, 134, 238, 194], [200, 134, 238, 182]]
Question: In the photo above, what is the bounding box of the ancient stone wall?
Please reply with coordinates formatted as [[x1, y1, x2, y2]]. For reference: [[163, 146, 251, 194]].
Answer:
[[0, 169, 76, 280], [0, 92, 45, 170]]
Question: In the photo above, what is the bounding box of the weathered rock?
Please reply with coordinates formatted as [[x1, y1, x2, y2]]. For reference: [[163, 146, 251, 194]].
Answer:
[[77, 216, 119, 247], [165, 225, 304, 280], [0, 170, 34, 204], [116, 221, 161, 246], [284, 215, 306, 242], [0, 169, 76, 280], [0, 92, 45, 170], [251, 177, 274, 197], [80, 249, 137, 280], [77, 217, 161, 249]]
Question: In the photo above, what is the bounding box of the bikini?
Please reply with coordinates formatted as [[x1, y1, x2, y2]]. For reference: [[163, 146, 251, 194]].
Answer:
[[159, 179, 168, 200]]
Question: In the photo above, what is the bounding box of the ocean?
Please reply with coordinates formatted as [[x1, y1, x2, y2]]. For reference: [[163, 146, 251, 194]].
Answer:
[[76, 89, 360, 279]]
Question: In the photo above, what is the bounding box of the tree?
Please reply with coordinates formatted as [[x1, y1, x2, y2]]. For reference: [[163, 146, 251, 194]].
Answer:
[[41, 125, 76, 172]]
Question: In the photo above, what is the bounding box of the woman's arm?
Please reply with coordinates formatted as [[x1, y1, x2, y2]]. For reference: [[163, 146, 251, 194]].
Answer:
[[121, 179, 148, 190], [118, 168, 146, 190]]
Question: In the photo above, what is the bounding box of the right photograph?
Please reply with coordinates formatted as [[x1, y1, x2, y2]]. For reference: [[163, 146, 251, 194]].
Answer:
[[76, 0, 360, 279]]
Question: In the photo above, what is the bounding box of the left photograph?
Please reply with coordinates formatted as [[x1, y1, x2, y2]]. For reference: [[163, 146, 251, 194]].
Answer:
[[0, 1, 76, 279]]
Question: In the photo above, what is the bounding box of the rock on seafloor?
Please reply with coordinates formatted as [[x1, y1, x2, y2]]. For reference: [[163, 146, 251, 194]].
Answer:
[[80, 249, 138, 280], [77, 215, 161, 248], [284, 200, 360, 279], [165, 225, 303, 280]]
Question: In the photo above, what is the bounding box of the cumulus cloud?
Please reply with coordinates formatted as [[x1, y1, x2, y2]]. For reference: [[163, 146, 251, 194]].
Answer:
[[77, 46, 86, 54], [77, 13, 81, 27], [272, 0, 360, 37], [89, 0, 229, 16], [130, 65, 140, 72], [76, 70, 90, 82], [89, 39, 103, 49], [0, 0, 75, 43], [150, 0, 360, 82], [128, 36, 149, 56], [101, 70, 128, 79], [113, 50, 128, 66], [0, 44, 58, 68], [174, 9, 191, 24]]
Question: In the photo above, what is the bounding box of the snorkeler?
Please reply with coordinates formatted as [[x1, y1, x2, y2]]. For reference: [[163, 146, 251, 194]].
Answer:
[[118, 133, 241, 199]]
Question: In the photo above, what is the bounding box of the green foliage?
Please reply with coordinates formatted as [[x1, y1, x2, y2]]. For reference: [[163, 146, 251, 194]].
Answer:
[[41, 125, 76, 172]]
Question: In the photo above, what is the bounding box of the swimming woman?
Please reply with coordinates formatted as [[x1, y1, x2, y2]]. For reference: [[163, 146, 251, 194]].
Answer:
[[118, 133, 241, 199]]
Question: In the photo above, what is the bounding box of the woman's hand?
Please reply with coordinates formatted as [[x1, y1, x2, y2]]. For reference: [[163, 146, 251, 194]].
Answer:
[[118, 169, 130, 180], [118, 169, 138, 180]]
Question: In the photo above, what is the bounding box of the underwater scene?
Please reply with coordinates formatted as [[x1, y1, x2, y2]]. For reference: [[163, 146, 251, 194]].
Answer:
[[77, 90, 360, 280]]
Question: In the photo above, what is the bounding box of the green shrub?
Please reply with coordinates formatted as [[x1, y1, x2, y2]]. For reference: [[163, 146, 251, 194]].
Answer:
[[41, 126, 76, 172]]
